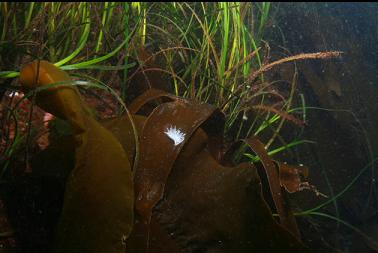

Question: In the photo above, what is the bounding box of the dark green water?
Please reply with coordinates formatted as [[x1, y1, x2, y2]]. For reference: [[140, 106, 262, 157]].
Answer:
[[269, 3, 378, 253]]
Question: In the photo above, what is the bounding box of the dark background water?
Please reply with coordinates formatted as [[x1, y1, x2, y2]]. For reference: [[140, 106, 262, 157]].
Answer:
[[267, 3, 378, 252]]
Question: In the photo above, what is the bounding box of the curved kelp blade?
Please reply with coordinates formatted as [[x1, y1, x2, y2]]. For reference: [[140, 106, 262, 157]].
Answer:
[[130, 88, 225, 161], [221, 137, 301, 239], [128, 88, 178, 115], [19, 60, 134, 253], [244, 137, 301, 239], [19, 60, 88, 132], [134, 99, 222, 220]]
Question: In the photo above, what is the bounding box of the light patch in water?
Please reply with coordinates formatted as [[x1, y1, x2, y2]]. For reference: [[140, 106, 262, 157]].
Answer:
[[164, 125, 185, 146]]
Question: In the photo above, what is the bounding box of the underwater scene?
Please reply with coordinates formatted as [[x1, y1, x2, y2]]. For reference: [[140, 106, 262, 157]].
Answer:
[[0, 2, 377, 253]]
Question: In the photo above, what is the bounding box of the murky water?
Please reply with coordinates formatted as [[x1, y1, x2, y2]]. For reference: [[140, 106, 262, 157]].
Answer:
[[269, 3, 378, 253], [1, 3, 378, 253]]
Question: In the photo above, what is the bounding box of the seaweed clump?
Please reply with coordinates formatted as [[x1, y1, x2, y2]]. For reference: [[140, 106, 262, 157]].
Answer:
[[6, 59, 317, 253]]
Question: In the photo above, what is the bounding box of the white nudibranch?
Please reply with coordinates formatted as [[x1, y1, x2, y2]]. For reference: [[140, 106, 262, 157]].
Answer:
[[164, 125, 186, 146]]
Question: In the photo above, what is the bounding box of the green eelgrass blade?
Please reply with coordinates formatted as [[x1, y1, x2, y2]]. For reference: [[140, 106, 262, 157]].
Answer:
[[0, 62, 136, 78], [58, 28, 134, 69], [1, 132, 26, 178], [95, 2, 109, 54], [24, 2, 35, 28], [257, 2, 270, 39], [54, 5, 91, 67], [0, 71, 19, 79], [121, 2, 130, 101], [297, 158, 378, 215], [245, 139, 315, 163], [290, 105, 376, 213], [60, 63, 135, 71]]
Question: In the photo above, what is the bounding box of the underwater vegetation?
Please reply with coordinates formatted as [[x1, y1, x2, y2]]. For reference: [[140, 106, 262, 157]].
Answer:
[[17, 60, 313, 252], [0, 56, 344, 253], [1, 2, 377, 253]]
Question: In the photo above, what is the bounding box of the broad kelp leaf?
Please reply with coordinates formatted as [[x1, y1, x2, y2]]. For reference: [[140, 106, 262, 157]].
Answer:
[[134, 98, 222, 221], [55, 117, 134, 253], [153, 134, 313, 253], [19, 60, 134, 253]]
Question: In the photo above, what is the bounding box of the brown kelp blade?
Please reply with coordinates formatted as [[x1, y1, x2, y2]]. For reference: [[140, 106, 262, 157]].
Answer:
[[128, 88, 178, 115], [19, 60, 134, 253], [134, 98, 222, 220], [221, 141, 310, 194], [221, 137, 301, 239], [155, 144, 312, 252], [244, 137, 301, 239], [130, 88, 225, 161]]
